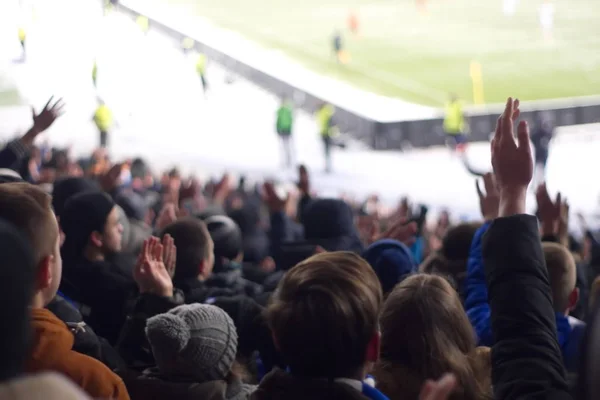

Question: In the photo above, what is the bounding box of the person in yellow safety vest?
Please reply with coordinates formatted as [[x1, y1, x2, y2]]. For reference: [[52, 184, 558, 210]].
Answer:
[[196, 53, 208, 96], [443, 94, 467, 151], [92, 60, 98, 88], [316, 103, 338, 173], [136, 15, 149, 35], [93, 101, 114, 149], [18, 27, 27, 61]]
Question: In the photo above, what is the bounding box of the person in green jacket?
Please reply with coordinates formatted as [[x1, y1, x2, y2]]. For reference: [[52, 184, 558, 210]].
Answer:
[[92, 59, 98, 88], [276, 99, 294, 168], [316, 102, 337, 173], [93, 100, 114, 148], [443, 94, 467, 152]]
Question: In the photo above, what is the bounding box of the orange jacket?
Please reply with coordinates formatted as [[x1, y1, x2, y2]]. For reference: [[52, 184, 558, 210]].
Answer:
[[26, 308, 130, 400]]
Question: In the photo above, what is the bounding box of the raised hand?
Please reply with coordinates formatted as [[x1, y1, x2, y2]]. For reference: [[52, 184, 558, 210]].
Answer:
[[491, 98, 533, 216], [133, 237, 174, 297], [155, 202, 178, 232], [476, 173, 500, 221], [374, 216, 417, 245], [536, 183, 562, 236], [419, 374, 457, 400], [263, 181, 291, 214], [297, 164, 310, 195], [32, 96, 65, 133]]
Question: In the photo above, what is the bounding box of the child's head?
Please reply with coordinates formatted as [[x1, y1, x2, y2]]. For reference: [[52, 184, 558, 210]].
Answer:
[[543, 242, 578, 314], [146, 303, 237, 382], [375, 274, 491, 400], [267, 251, 383, 379]]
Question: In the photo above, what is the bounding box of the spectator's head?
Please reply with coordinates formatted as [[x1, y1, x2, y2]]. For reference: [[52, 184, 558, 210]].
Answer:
[[60, 192, 123, 264], [204, 215, 243, 271], [162, 217, 214, 285], [146, 304, 237, 382], [115, 191, 148, 223], [229, 206, 268, 263], [0, 183, 61, 308], [52, 177, 100, 219], [0, 218, 35, 382], [419, 222, 482, 299], [362, 239, 417, 295], [543, 242, 578, 314], [302, 199, 363, 253], [266, 251, 382, 379], [374, 274, 491, 400]]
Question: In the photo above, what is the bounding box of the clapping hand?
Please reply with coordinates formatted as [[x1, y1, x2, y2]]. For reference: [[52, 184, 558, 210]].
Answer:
[[373, 216, 418, 245], [491, 98, 533, 216], [133, 236, 176, 298]]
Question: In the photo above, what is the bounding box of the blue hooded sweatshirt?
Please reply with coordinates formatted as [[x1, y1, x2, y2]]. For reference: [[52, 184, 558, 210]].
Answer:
[[464, 222, 585, 372]]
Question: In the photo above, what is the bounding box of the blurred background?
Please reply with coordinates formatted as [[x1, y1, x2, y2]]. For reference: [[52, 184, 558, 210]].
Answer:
[[0, 0, 599, 220]]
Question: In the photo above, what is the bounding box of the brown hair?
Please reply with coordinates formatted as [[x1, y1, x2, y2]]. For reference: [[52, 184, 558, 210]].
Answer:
[[266, 251, 382, 379], [374, 274, 492, 400], [543, 242, 577, 312], [0, 183, 56, 265]]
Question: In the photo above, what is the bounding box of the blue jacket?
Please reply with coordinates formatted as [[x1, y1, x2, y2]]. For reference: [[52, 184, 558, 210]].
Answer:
[[465, 222, 584, 372]]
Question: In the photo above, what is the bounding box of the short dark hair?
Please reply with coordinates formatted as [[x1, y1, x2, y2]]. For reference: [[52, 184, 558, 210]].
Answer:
[[267, 251, 382, 378], [0, 183, 56, 264], [162, 217, 211, 284]]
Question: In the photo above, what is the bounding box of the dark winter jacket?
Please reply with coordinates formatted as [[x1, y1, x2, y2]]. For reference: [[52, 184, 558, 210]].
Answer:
[[0, 140, 28, 170], [117, 292, 185, 369], [206, 261, 264, 299], [47, 294, 125, 371], [251, 369, 387, 400], [466, 222, 585, 373], [482, 214, 571, 399], [59, 257, 137, 345], [122, 368, 255, 400]]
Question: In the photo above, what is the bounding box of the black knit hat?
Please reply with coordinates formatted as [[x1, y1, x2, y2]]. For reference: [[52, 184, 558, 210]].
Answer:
[[60, 191, 115, 262], [52, 177, 100, 218]]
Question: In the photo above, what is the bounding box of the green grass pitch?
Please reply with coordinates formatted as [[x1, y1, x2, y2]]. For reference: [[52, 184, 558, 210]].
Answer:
[[163, 0, 599, 106]]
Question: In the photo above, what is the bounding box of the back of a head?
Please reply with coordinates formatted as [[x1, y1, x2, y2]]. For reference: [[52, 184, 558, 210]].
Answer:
[[266, 251, 382, 379], [145, 303, 238, 382], [162, 217, 212, 284], [376, 274, 487, 400], [0, 183, 56, 265], [204, 215, 243, 264], [302, 199, 363, 252], [0, 219, 35, 382], [543, 242, 577, 313], [420, 222, 482, 297]]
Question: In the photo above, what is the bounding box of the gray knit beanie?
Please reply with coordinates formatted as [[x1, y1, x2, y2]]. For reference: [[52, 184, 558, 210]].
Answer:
[[145, 303, 238, 382]]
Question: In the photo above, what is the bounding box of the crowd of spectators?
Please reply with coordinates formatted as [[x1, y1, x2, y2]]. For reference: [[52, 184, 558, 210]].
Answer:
[[0, 96, 599, 399]]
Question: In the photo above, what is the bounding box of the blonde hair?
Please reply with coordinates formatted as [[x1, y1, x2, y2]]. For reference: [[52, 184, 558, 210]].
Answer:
[[543, 242, 576, 312]]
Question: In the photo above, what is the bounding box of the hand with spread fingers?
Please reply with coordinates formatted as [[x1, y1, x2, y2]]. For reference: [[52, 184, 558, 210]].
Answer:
[[491, 97, 533, 217], [22, 96, 66, 146], [476, 172, 500, 221], [133, 236, 174, 298]]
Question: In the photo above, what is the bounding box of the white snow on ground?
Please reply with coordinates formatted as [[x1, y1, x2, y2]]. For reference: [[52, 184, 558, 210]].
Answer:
[[0, 0, 599, 222]]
